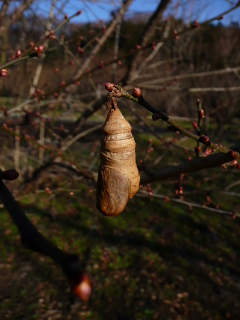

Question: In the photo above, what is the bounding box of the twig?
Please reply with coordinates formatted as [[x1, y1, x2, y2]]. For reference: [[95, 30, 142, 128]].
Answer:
[[138, 86, 240, 93], [39, 120, 45, 163], [123, 0, 171, 84], [140, 152, 238, 185], [138, 190, 239, 218], [224, 179, 240, 191], [221, 191, 240, 197], [137, 66, 240, 87], [113, 85, 239, 155], [29, 0, 56, 96], [73, 0, 133, 81], [0, 10, 82, 71], [26, 161, 95, 184], [131, 17, 172, 81], [61, 123, 102, 152], [112, 2, 124, 83], [0, 98, 33, 119], [14, 126, 20, 172]]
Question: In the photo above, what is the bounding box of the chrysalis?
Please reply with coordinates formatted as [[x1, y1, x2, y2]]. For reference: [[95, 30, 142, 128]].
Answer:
[[96, 105, 140, 216]]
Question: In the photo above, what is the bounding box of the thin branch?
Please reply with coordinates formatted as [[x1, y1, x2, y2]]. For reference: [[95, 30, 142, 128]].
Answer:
[[131, 17, 172, 81], [61, 123, 102, 152], [140, 152, 237, 185], [137, 66, 240, 87], [73, 0, 134, 81], [26, 161, 95, 183], [138, 190, 239, 217], [225, 179, 240, 191], [138, 85, 240, 93], [112, 2, 124, 83], [123, 0, 171, 84], [69, 96, 106, 136], [0, 0, 34, 37], [113, 85, 239, 154], [29, 0, 56, 96]]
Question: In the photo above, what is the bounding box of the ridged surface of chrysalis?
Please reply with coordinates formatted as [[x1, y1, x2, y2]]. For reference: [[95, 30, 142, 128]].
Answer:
[[96, 106, 140, 216]]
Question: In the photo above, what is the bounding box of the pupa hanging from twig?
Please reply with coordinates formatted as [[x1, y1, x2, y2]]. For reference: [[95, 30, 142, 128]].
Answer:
[[96, 97, 140, 216]]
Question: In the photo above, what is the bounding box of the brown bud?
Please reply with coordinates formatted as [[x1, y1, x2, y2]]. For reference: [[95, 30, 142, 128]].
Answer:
[[200, 109, 205, 118]]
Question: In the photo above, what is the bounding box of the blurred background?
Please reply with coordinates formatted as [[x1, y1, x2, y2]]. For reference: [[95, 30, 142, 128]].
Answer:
[[0, 0, 240, 319]]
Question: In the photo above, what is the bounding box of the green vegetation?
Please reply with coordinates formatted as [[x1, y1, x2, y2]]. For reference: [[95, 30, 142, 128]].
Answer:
[[0, 165, 240, 319]]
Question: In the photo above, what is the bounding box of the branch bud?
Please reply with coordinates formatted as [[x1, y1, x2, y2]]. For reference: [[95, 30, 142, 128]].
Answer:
[[104, 83, 114, 92], [193, 20, 200, 28], [200, 109, 205, 118], [152, 113, 161, 121], [73, 274, 91, 301], [0, 69, 8, 77], [133, 87, 142, 98]]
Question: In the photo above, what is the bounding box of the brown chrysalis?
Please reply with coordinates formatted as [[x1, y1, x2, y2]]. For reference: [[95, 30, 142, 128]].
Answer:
[[96, 105, 140, 216]]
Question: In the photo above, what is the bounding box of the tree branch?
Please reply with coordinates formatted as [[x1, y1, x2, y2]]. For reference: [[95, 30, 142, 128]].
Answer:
[[72, 0, 134, 81], [140, 152, 238, 185], [123, 0, 171, 85], [0, 178, 91, 301]]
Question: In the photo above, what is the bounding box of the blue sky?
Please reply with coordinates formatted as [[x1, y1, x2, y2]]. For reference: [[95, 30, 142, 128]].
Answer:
[[31, 0, 240, 26]]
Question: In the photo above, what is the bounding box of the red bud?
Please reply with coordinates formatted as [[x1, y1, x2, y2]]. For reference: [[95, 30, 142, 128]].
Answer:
[[78, 47, 84, 53], [193, 20, 199, 28], [73, 274, 91, 302], [229, 151, 237, 158], [133, 87, 142, 98], [16, 50, 22, 58], [200, 109, 205, 118], [0, 69, 8, 77], [104, 83, 114, 92]]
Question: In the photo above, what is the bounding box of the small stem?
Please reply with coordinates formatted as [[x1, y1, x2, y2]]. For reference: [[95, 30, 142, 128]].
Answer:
[[0, 11, 80, 71], [114, 85, 236, 155], [196, 99, 202, 157]]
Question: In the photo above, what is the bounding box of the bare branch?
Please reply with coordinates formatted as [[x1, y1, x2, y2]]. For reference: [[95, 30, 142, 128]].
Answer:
[[140, 152, 238, 185], [123, 0, 171, 84], [137, 66, 240, 87], [0, 0, 35, 37], [138, 190, 240, 218], [72, 0, 134, 81]]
